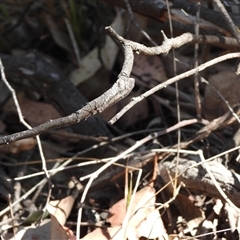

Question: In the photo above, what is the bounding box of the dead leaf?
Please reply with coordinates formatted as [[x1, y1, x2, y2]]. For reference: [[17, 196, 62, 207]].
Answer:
[[0, 138, 37, 154], [91, 173, 157, 239], [137, 209, 168, 239], [50, 214, 75, 240], [80, 226, 138, 240], [107, 186, 156, 227]]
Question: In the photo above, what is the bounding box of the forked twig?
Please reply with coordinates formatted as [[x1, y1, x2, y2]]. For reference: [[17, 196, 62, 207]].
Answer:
[[109, 52, 240, 124], [0, 28, 240, 144]]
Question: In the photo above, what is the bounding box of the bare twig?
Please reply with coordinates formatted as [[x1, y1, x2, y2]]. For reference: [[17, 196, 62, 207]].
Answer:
[[0, 29, 239, 146], [166, 0, 181, 193], [1, 28, 239, 145], [121, 168, 142, 238], [194, 2, 202, 119], [0, 41, 135, 144], [8, 194, 16, 237], [109, 52, 240, 124], [179, 104, 240, 149]]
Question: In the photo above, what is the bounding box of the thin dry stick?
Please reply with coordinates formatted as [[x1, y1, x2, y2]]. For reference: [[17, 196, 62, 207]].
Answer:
[[166, 0, 181, 195], [80, 118, 199, 181], [8, 194, 16, 237], [214, 0, 240, 45], [13, 159, 101, 181], [194, 2, 202, 119], [14, 145, 208, 182], [0, 57, 50, 178], [156, 183, 183, 212], [1, 29, 240, 145], [109, 52, 240, 124], [0, 157, 71, 217], [207, 144, 240, 162], [152, 144, 240, 183], [0, 30, 135, 145], [121, 168, 142, 238], [0, 56, 53, 209], [13, 154, 140, 181], [13, 127, 164, 181], [193, 228, 232, 240]]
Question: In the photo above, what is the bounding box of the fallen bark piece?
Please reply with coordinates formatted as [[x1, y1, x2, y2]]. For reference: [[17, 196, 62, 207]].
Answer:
[[159, 157, 240, 208]]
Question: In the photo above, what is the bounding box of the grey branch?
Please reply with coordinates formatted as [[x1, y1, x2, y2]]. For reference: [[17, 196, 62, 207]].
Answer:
[[1, 26, 239, 145]]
